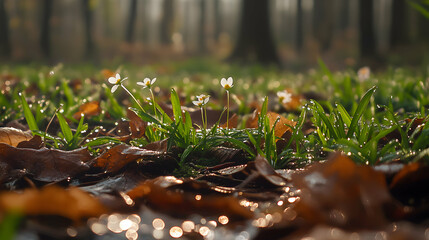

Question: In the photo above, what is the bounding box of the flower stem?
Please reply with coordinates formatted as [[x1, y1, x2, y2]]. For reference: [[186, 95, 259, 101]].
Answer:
[[200, 107, 205, 130], [149, 88, 157, 118], [226, 90, 230, 129], [121, 85, 145, 112], [204, 106, 208, 130]]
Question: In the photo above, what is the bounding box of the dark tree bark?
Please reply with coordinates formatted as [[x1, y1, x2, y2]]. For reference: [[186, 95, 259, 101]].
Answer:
[[160, 0, 173, 44], [0, 0, 10, 57], [312, 0, 334, 51], [296, 0, 303, 51], [229, 0, 280, 65], [390, 0, 408, 49], [40, 0, 53, 57], [198, 0, 206, 52], [359, 0, 376, 59], [339, 0, 350, 30], [125, 0, 138, 43], [214, 0, 221, 40], [82, 0, 94, 57]]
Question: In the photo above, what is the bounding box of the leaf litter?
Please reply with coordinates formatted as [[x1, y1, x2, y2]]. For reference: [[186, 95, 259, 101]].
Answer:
[[1, 77, 429, 239]]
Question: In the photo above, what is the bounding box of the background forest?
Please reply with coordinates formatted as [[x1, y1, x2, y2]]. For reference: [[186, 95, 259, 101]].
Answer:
[[0, 0, 428, 69]]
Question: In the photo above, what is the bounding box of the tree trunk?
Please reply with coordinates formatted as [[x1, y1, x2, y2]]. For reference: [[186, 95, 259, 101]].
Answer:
[[198, 0, 206, 52], [229, 0, 280, 65], [214, 0, 221, 40], [296, 0, 303, 51], [339, 0, 350, 30], [390, 0, 408, 49], [125, 0, 138, 43], [82, 0, 94, 57], [160, 0, 173, 44], [0, 0, 10, 57], [359, 0, 376, 59], [40, 0, 53, 57], [312, 0, 334, 51]]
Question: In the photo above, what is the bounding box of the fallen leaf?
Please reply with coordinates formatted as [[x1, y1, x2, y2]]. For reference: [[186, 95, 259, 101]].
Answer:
[[93, 144, 164, 173], [101, 69, 116, 79], [16, 135, 43, 149], [0, 185, 107, 222], [127, 176, 253, 220], [127, 109, 146, 139], [390, 162, 429, 210], [220, 113, 238, 129], [0, 127, 32, 147], [0, 144, 91, 182], [267, 112, 296, 138], [73, 101, 101, 120], [291, 153, 403, 229]]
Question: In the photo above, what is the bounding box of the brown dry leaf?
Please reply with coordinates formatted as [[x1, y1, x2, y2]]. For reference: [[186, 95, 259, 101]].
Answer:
[[93, 144, 163, 173], [0, 185, 107, 222], [101, 69, 116, 79], [220, 113, 238, 129], [389, 162, 429, 208], [390, 163, 428, 190], [16, 135, 43, 149], [245, 111, 296, 139], [267, 112, 296, 138], [0, 127, 32, 147], [0, 143, 91, 182], [232, 156, 289, 188], [127, 176, 253, 220], [291, 153, 402, 229], [127, 109, 146, 139], [245, 109, 259, 129], [73, 101, 101, 120]]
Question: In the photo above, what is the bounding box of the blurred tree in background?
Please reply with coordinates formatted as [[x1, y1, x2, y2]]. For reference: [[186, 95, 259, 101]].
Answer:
[[0, 0, 427, 69]]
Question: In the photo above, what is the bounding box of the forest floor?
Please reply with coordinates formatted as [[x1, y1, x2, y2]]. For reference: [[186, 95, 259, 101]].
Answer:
[[0, 61, 428, 239]]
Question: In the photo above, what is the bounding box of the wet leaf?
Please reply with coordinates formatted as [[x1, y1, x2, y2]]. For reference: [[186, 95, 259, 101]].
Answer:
[[127, 109, 146, 139], [266, 112, 296, 138], [291, 153, 402, 229], [0, 185, 107, 222], [207, 156, 288, 190], [245, 111, 296, 139], [93, 144, 164, 173], [390, 162, 429, 211], [220, 113, 238, 129], [0, 144, 91, 182], [72, 101, 101, 120], [0, 127, 32, 147], [16, 135, 43, 149], [127, 176, 253, 220]]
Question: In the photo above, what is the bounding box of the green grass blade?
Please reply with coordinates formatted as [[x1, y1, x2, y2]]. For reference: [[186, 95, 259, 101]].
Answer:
[[408, 0, 429, 18], [336, 103, 352, 127], [0, 212, 22, 240], [61, 79, 74, 110], [129, 107, 162, 126], [170, 88, 182, 124], [260, 96, 268, 118], [220, 137, 255, 158], [20, 92, 39, 131], [56, 112, 73, 143], [312, 100, 339, 140], [346, 86, 377, 138], [318, 58, 335, 86], [245, 130, 264, 156]]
